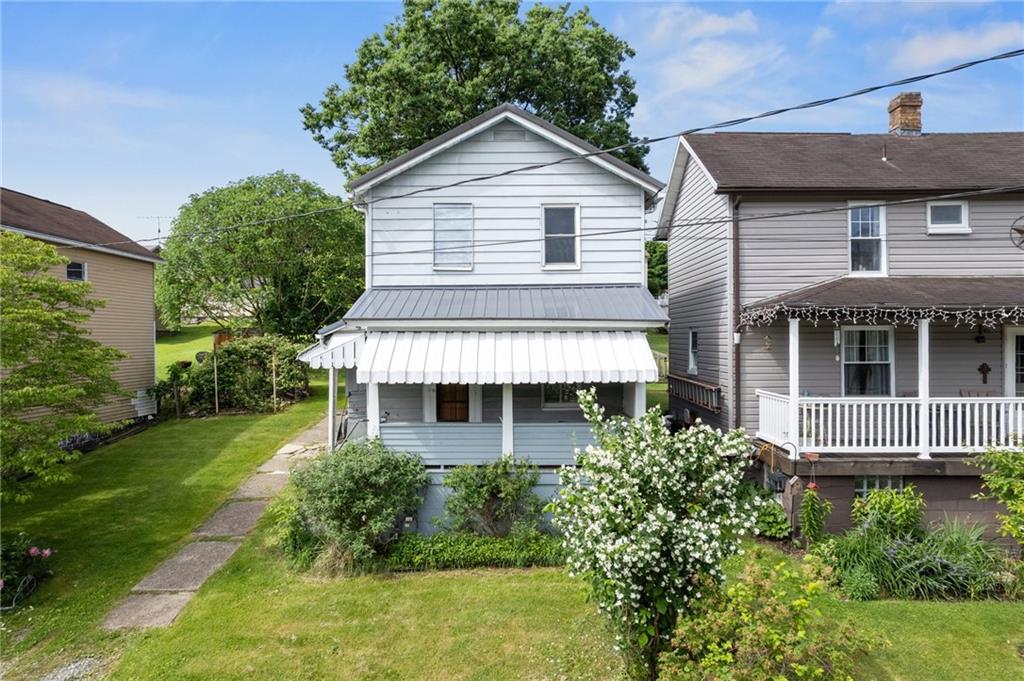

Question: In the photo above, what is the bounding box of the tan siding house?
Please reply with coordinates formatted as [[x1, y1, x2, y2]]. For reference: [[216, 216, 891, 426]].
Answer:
[[2, 187, 161, 422]]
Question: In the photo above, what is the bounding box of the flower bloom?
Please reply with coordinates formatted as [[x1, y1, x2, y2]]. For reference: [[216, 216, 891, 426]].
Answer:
[[29, 546, 40, 557], [42, 548, 52, 558]]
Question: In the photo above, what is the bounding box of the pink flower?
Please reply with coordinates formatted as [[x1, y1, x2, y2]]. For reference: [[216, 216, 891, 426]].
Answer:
[[42, 548, 52, 558], [29, 546, 40, 557], [0, 579, 4, 591], [806, 482, 819, 491]]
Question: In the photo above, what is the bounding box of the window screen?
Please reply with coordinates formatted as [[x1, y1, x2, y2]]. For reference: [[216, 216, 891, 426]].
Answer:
[[543, 206, 577, 265]]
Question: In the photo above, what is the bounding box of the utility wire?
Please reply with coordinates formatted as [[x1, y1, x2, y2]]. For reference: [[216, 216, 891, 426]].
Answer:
[[53, 47, 1024, 254]]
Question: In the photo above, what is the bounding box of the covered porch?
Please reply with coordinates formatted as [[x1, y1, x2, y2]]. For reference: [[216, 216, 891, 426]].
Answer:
[[743, 276, 1024, 459], [299, 328, 658, 466]]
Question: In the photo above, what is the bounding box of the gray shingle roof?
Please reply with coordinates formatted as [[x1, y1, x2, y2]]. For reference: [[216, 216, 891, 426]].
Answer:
[[746, 276, 1024, 310], [324, 285, 668, 332], [685, 132, 1024, 192], [350, 103, 663, 196]]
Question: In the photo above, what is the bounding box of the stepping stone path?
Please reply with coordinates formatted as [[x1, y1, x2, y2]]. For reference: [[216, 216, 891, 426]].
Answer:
[[101, 418, 328, 631]]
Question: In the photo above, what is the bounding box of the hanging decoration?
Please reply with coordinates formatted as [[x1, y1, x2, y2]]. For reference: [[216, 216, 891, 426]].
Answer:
[[739, 303, 1024, 330]]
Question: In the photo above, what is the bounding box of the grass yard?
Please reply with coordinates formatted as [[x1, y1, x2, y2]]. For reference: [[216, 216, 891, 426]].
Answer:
[[0, 383, 328, 679], [155, 323, 220, 379], [647, 381, 669, 412], [647, 328, 669, 356]]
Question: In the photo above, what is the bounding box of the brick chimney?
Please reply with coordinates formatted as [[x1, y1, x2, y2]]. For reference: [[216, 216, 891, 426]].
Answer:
[[888, 92, 922, 136]]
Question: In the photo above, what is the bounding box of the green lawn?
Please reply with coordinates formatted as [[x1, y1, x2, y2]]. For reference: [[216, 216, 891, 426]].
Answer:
[[647, 381, 668, 412], [0, 384, 327, 680], [155, 323, 220, 379], [647, 328, 669, 356]]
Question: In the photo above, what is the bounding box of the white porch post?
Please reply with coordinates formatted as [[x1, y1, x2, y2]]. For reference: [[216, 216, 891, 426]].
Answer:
[[918, 319, 931, 459], [367, 381, 381, 438], [623, 382, 646, 417], [327, 366, 338, 450], [787, 318, 800, 460], [501, 383, 514, 454]]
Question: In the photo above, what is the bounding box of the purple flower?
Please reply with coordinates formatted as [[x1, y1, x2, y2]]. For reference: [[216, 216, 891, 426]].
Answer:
[[29, 546, 40, 557], [42, 548, 52, 559]]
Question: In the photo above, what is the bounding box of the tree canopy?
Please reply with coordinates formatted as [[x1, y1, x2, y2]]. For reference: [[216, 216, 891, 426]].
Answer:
[[155, 172, 364, 338], [645, 239, 667, 298], [0, 231, 124, 502], [302, 0, 648, 179]]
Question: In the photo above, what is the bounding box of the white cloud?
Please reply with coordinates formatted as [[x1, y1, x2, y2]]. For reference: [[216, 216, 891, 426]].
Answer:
[[6, 70, 185, 114], [810, 26, 836, 47], [890, 21, 1024, 69], [646, 5, 758, 46], [824, 1, 993, 24], [655, 40, 786, 94]]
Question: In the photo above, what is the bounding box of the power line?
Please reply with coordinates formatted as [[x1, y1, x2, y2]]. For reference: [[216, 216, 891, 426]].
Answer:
[[51, 47, 1024, 254]]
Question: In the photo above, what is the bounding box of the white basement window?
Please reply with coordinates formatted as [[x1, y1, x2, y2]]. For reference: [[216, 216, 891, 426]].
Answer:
[[66, 261, 86, 281], [926, 201, 970, 234], [433, 203, 474, 271], [854, 475, 904, 499], [848, 203, 886, 275], [542, 205, 580, 269]]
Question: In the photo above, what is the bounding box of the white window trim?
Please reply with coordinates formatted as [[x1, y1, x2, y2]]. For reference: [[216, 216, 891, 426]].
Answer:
[[1004, 326, 1024, 398], [687, 330, 698, 375], [66, 261, 88, 281], [541, 383, 584, 411], [854, 475, 904, 499], [432, 203, 474, 271], [847, 201, 887, 277], [541, 204, 581, 271], [926, 200, 971, 235], [840, 325, 896, 397]]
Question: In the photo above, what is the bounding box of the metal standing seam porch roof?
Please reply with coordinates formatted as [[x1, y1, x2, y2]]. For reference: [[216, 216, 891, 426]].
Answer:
[[320, 284, 668, 334], [298, 329, 660, 385]]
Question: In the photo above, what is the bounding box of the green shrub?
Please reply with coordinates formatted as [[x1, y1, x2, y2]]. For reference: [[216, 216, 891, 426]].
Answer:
[[154, 334, 309, 415], [851, 484, 925, 538], [840, 564, 880, 601], [1, 533, 54, 609], [658, 549, 879, 681], [440, 456, 544, 536], [800, 484, 832, 545], [283, 439, 428, 574], [822, 518, 1012, 600], [739, 481, 791, 539], [266, 484, 321, 570], [973, 442, 1024, 543], [384, 529, 564, 571]]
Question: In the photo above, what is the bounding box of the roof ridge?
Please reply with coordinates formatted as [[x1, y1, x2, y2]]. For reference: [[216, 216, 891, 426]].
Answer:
[[1, 186, 80, 212]]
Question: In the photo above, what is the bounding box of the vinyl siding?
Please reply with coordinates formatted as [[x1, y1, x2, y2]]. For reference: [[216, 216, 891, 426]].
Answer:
[[51, 247, 156, 422], [368, 120, 646, 287], [666, 156, 732, 428]]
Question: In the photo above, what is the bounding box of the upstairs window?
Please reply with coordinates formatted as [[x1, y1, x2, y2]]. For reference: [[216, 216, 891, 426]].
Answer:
[[66, 261, 86, 281], [433, 203, 473, 271], [842, 327, 893, 396], [543, 205, 579, 269], [848, 203, 885, 274], [926, 201, 970, 234]]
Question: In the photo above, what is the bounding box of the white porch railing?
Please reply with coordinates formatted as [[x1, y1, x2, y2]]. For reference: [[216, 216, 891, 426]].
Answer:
[[756, 390, 1024, 456]]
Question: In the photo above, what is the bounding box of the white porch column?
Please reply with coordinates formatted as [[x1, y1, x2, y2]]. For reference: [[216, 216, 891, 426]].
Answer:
[[367, 381, 381, 438], [787, 318, 800, 460], [918, 319, 931, 459], [623, 382, 646, 417], [501, 383, 514, 454], [327, 366, 338, 450]]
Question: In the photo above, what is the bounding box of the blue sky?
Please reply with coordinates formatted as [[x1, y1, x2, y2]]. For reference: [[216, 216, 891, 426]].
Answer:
[[3, 1, 1022, 242]]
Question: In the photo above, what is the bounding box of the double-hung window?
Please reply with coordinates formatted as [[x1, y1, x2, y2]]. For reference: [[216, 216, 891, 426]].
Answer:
[[842, 327, 894, 396], [542, 383, 585, 410], [433, 203, 473, 270], [848, 203, 885, 274], [926, 201, 970, 234], [66, 261, 86, 281], [542, 205, 579, 268]]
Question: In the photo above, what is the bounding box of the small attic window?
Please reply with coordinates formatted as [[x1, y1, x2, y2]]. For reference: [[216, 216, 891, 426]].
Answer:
[[493, 128, 527, 141], [66, 261, 87, 281]]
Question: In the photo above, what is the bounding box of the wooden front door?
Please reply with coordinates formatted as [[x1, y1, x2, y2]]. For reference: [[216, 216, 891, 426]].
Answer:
[[437, 384, 469, 422]]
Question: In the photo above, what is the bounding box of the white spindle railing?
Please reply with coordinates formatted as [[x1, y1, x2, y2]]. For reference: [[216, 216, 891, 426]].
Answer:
[[755, 390, 790, 446], [756, 393, 1024, 455]]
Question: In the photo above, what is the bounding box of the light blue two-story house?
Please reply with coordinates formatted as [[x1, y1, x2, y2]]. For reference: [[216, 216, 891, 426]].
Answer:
[[300, 105, 667, 478]]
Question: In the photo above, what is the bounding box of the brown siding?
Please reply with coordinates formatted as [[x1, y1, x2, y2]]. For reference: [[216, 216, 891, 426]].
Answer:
[[54, 247, 156, 421]]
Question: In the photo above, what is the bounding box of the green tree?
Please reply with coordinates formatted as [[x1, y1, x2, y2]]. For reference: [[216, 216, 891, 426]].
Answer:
[[302, 0, 648, 179], [645, 239, 667, 297], [0, 231, 124, 502], [156, 172, 364, 338]]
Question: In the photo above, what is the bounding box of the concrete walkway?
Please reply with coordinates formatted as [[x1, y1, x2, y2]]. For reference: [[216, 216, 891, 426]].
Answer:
[[102, 418, 327, 630]]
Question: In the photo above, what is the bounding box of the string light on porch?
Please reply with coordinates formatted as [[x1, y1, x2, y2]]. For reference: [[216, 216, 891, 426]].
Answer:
[[739, 304, 1024, 330]]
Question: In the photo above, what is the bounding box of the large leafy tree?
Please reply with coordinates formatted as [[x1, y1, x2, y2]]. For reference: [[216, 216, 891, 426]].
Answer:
[[302, 0, 648, 179], [0, 231, 124, 502], [645, 239, 667, 297], [156, 172, 364, 338]]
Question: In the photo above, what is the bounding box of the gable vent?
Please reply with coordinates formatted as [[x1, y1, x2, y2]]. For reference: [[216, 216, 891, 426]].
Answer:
[[493, 128, 527, 141]]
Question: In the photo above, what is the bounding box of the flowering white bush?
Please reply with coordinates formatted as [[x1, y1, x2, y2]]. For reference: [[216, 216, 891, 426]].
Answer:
[[551, 389, 757, 680]]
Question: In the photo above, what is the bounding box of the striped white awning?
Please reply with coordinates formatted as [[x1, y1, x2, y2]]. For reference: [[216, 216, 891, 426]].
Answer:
[[296, 330, 364, 370], [355, 331, 658, 384]]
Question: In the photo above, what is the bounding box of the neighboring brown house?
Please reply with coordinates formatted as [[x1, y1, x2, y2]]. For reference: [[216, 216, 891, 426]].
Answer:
[[1, 187, 162, 421]]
